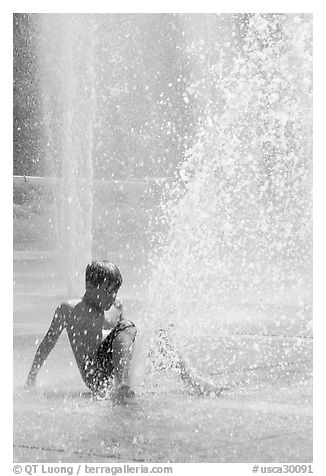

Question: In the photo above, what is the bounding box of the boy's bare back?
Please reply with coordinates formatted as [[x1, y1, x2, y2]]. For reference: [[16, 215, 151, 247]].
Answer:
[[54, 299, 106, 375]]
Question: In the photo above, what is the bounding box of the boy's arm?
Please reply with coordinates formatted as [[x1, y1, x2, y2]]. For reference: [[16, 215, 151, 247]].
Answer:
[[26, 306, 66, 387]]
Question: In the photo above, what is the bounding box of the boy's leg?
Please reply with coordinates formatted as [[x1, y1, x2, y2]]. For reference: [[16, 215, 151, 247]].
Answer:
[[111, 325, 137, 394], [90, 322, 136, 399]]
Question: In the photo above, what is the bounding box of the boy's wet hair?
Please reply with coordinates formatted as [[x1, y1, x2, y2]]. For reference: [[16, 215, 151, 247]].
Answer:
[[85, 260, 122, 289]]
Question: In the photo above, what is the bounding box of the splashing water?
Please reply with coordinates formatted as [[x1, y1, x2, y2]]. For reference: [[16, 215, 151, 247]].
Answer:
[[146, 14, 312, 361], [16, 13, 312, 386]]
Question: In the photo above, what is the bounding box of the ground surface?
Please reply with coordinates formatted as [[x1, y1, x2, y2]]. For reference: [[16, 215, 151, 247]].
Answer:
[[13, 251, 312, 463]]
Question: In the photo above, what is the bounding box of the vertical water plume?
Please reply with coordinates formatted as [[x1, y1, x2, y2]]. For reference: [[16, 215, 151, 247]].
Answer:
[[37, 14, 96, 293]]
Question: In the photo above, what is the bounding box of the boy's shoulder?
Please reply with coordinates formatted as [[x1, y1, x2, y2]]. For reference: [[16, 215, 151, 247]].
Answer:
[[56, 299, 82, 315]]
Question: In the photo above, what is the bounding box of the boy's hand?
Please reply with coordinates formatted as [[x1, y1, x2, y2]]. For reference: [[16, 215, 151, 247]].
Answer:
[[104, 298, 124, 329], [113, 298, 123, 315]]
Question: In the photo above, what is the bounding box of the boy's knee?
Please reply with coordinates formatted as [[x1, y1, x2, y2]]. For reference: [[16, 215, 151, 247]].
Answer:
[[128, 324, 137, 341], [113, 325, 137, 353], [124, 323, 137, 342]]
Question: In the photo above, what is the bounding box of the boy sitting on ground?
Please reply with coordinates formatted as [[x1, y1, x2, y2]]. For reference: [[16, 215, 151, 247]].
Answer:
[[26, 260, 136, 402], [26, 260, 221, 401]]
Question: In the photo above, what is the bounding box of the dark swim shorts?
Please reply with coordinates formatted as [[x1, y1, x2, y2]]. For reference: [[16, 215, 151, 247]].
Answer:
[[84, 320, 136, 393]]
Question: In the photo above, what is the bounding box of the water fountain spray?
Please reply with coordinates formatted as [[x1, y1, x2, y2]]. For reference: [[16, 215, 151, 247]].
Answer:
[[147, 14, 312, 361]]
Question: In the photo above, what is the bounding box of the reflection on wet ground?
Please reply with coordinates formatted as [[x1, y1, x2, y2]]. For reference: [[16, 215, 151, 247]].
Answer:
[[14, 300, 312, 463]]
